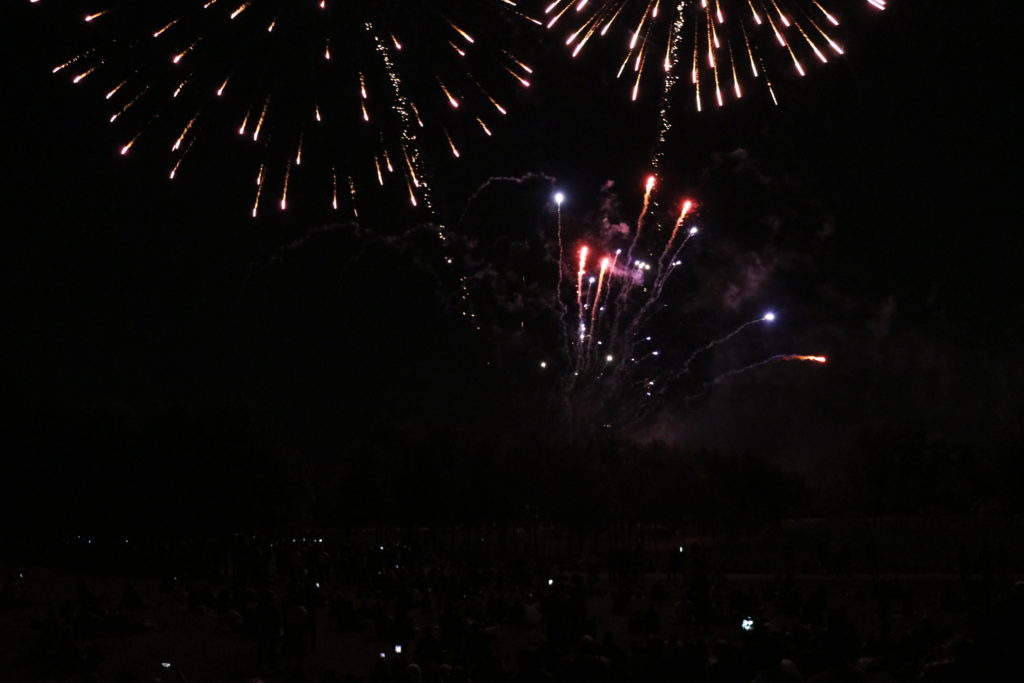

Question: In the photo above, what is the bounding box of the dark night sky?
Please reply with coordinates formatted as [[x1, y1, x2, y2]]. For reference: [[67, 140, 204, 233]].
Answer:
[[2, 2, 1019, 468]]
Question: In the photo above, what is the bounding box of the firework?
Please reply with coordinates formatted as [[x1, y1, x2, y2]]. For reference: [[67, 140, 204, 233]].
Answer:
[[555, 177, 825, 428], [542, 0, 886, 170], [38, 0, 539, 216], [544, 0, 885, 106], [457, 173, 825, 432]]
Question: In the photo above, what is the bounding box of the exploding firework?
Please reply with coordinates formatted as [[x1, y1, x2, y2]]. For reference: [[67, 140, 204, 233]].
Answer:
[[542, 0, 886, 169], [39, 0, 540, 216], [544, 0, 886, 107], [457, 173, 826, 434]]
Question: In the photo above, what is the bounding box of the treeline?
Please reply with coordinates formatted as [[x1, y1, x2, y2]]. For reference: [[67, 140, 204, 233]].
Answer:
[[3, 398, 1022, 539]]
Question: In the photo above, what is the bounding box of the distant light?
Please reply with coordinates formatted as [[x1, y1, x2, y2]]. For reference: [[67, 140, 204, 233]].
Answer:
[[554, 191, 565, 205], [540, 361, 547, 369], [763, 312, 776, 322], [606, 354, 613, 362], [689, 226, 699, 235]]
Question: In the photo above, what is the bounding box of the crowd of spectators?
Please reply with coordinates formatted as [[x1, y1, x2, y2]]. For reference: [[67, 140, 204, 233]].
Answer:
[[2, 527, 1019, 683]]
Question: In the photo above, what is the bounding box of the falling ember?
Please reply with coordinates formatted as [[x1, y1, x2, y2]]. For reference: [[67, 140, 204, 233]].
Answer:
[[73, 65, 100, 83], [153, 19, 179, 38], [119, 135, 139, 155], [253, 97, 269, 141], [488, 96, 508, 115], [172, 43, 197, 64], [251, 181, 263, 218], [439, 82, 460, 108], [348, 175, 358, 218], [280, 162, 290, 210], [446, 131, 460, 158], [449, 22, 476, 44], [172, 114, 198, 151], [105, 80, 127, 99], [230, 2, 251, 20], [331, 167, 339, 210]]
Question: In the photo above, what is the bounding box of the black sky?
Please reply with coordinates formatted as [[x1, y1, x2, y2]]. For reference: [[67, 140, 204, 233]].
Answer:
[[3, 1, 1019, 467]]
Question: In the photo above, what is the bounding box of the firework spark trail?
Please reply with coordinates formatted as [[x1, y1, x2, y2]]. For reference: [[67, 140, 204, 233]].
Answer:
[[41, 0, 538, 215], [685, 352, 827, 400], [588, 256, 612, 352], [618, 198, 698, 352], [651, 1, 687, 173], [659, 197, 695, 267], [553, 191, 576, 365], [635, 173, 657, 246], [680, 312, 776, 375], [577, 245, 590, 343], [616, 173, 658, 317], [368, 22, 429, 212]]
